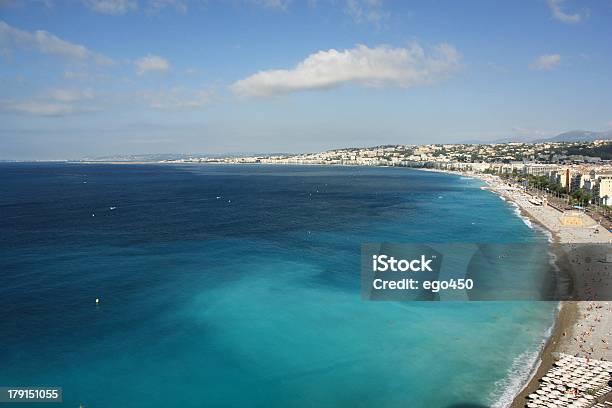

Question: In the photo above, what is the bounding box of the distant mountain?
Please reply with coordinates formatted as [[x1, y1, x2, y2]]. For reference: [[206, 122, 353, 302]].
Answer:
[[536, 130, 612, 143], [463, 129, 612, 144]]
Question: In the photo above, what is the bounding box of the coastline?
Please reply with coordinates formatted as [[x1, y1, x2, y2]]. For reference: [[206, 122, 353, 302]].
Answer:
[[435, 169, 612, 407], [419, 168, 571, 407], [509, 301, 579, 407]]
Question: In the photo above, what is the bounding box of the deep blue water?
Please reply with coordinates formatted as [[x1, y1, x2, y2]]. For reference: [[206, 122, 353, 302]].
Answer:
[[0, 164, 556, 407]]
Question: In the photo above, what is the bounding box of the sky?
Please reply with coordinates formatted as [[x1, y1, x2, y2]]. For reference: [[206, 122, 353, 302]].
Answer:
[[0, 0, 611, 160]]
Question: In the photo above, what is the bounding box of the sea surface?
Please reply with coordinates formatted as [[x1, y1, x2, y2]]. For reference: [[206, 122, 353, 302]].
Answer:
[[0, 163, 557, 407]]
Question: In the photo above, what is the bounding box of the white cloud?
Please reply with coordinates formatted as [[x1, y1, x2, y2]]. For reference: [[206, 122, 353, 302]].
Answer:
[[529, 54, 561, 71], [345, 0, 389, 27], [135, 54, 170, 74], [63, 70, 90, 80], [0, 20, 113, 65], [546, 0, 588, 24], [248, 0, 292, 11], [48, 88, 95, 102], [0, 86, 97, 116], [81, 0, 138, 15], [147, 0, 188, 12], [231, 43, 461, 98], [0, 100, 90, 116], [141, 87, 212, 110]]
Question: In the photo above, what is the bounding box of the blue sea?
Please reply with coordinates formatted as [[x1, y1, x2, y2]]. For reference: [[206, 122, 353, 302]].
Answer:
[[0, 163, 557, 407]]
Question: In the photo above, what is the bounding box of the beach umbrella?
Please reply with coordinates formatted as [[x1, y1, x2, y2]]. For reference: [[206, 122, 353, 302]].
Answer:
[[576, 397, 588, 404]]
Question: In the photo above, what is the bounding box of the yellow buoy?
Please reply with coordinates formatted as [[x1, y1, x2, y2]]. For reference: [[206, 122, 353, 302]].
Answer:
[[95, 298, 100, 305]]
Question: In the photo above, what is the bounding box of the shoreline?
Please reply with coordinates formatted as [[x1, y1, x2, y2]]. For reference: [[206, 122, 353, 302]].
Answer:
[[437, 169, 611, 407], [509, 301, 579, 407], [420, 169, 572, 407]]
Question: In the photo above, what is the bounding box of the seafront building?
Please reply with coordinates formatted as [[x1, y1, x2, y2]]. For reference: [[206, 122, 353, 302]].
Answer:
[[166, 140, 612, 206]]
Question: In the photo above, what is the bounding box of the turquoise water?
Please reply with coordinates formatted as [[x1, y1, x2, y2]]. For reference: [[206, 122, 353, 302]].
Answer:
[[0, 164, 557, 407]]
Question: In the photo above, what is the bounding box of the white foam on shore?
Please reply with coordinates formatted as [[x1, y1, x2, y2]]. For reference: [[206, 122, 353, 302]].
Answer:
[[476, 180, 563, 407], [491, 198, 559, 407], [489, 347, 543, 408], [454, 172, 566, 407], [548, 253, 558, 271], [509, 201, 533, 229], [489, 306, 558, 408], [490, 206, 560, 407], [530, 222, 554, 243], [543, 228, 554, 243]]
